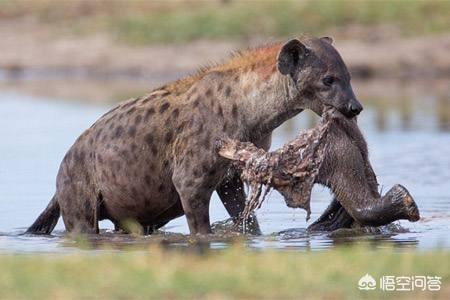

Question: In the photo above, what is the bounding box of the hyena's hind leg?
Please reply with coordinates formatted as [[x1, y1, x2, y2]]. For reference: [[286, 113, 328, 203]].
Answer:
[[57, 185, 100, 234]]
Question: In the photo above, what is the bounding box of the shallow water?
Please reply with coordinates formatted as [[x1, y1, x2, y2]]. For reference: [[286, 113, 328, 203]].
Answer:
[[0, 79, 449, 253]]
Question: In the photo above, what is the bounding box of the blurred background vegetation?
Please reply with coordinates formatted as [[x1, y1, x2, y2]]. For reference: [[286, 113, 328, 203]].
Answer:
[[1, 0, 449, 44], [1, 0, 449, 102]]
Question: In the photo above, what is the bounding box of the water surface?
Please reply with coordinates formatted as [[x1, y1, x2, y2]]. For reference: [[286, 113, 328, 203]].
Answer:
[[0, 79, 449, 253]]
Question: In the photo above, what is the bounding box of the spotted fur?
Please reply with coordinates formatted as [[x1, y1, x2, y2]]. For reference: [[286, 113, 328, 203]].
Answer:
[[27, 35, 362, 235]]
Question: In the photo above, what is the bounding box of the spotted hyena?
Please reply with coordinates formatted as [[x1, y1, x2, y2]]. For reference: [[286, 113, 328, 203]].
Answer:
[[27, 36, 363, 235]]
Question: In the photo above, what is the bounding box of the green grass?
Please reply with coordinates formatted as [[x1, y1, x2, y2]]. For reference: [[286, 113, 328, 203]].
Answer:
[[112, 0, 450, 44], [1, 0, 449, 45], [0, 245, 449, 299]]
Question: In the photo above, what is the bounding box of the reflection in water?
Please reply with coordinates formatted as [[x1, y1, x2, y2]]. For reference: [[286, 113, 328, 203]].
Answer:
[[437, 96, 450, 131], [1, 78, 448, 133], [374, 101, 388, 132], [399, 96, 413, 131], [0, 78, 449, 253], [353, 79, 450, 133], [363, 93, 450, 133]]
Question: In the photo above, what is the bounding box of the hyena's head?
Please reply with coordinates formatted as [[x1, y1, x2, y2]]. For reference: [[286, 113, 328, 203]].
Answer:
[[277, 36, 363, 118]]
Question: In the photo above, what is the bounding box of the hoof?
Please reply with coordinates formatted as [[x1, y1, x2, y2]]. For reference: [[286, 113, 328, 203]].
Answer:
[[390, 184, 420, 222], [404, 196, 420, 222]]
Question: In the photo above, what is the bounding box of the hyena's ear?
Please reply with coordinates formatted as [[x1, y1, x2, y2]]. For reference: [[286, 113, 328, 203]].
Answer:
[[277, 39, 309, 80], [320, 36, 333, 45]]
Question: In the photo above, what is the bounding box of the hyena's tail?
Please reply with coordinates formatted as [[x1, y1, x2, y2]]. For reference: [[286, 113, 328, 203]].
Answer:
[[26, 195, 60, 234]]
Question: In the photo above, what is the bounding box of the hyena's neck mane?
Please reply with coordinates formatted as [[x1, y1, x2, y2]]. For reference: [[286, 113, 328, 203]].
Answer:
[[158, 42, 283, 95]]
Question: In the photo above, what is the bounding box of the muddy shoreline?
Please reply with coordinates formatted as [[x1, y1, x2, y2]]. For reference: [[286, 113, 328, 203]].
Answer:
[[1, 18, 450, 81]]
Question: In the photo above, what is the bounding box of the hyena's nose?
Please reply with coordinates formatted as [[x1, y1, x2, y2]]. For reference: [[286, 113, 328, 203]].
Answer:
[[347, 99, 363, 117]]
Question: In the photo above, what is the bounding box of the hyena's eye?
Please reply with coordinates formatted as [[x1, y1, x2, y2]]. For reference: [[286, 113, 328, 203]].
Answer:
[[322, 76, 335, 87]]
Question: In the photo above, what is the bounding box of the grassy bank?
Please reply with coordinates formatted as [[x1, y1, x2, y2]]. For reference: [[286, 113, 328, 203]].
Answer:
[[0, 246, 449, 299], [1, 0, 450, 81], [1, 0, 449, 45]]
